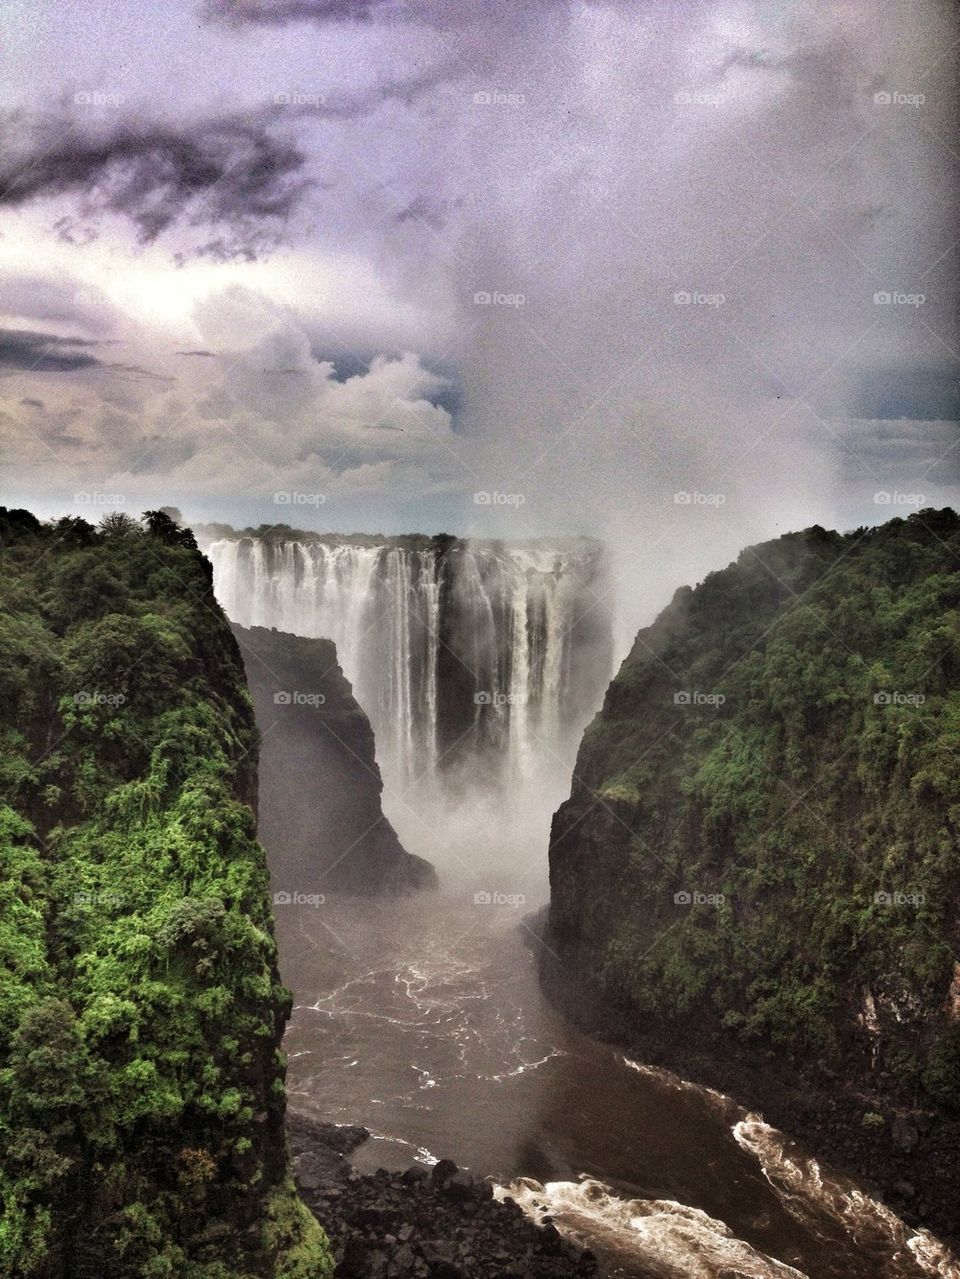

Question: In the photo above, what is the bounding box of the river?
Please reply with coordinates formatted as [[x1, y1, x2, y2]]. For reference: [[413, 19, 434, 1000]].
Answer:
[[274, 888, 959, 1279]]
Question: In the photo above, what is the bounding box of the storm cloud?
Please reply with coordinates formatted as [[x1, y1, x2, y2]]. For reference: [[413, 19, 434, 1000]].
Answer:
[[0, 329, 172, 381], [0, 111, 310, 252], [202, 0, 391, 23], [0, 0, 957, 636]]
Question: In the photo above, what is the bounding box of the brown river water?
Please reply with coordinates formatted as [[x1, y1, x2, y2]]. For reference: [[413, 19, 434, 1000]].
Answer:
[[274, 889, 959, 1279]]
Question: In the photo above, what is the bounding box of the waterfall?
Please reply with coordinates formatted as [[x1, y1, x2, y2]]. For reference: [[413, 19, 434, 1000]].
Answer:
[[203, 533, 612, 798]]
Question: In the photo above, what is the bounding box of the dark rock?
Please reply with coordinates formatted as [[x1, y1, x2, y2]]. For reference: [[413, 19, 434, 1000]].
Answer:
[[338, 1238, 372, 1277], [291, 1119, 605, 1277], [431, 1158, 459, 1187], [232, 624, 437, 896], [891, 1116, 919, 1154]]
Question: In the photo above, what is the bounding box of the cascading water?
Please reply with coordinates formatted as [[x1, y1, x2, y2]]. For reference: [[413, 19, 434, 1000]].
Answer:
[[201, 532, 613, 804]]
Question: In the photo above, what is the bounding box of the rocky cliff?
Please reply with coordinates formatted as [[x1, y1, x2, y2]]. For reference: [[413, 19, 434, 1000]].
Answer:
[[231, 624, 436, 896], [0, 508, 332, 1278], [545, 509, 960, 1237]]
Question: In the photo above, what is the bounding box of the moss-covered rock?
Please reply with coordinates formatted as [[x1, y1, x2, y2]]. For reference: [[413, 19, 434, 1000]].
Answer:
[[549, 509, 960, 1109], [0, 510, 332, 1277]]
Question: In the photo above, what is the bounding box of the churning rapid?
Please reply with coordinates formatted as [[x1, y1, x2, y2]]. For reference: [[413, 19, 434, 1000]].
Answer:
[[202, 532, 612, 801], [276, 893, 960, 1279]]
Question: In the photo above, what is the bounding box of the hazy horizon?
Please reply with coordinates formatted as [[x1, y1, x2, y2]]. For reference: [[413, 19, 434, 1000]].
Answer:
[[3, 0, 959, 644]]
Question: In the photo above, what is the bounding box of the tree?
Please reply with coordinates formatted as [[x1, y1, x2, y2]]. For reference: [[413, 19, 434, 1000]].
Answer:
[[142, 510, 198, 551], [50, 516, 98, 547], [98, 512, 140, 539]]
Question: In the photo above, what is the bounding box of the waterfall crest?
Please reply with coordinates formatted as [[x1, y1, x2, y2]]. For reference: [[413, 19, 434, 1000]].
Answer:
[[202, 533, 612, 801]]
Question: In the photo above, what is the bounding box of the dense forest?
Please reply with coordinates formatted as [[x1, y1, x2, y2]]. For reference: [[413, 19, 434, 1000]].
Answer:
[[0, 508, 332, 1277], [549, 509, 960, 1112]]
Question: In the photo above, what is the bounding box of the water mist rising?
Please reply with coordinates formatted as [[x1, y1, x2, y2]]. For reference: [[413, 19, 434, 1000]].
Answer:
[[202, 532, 614, 888]]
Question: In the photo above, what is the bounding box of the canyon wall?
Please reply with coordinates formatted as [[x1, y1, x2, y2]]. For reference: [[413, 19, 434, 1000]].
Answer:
[[232, 623, 436, 896], [0, 508, 332, 1278], [545, 511, 960, 1226]]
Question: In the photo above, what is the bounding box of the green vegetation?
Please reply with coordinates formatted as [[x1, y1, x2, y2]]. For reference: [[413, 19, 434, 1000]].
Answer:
[[0, 508, 332, 1277], [550, 510, 960, 1108]]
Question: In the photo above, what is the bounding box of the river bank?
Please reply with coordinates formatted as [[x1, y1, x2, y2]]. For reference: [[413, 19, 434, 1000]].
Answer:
[[288, 1112, 605, 1278], [532, 916, 960, 1258]]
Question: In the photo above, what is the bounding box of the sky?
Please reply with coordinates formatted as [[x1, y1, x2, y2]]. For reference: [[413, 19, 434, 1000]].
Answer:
[[1, 0, 958, 638]]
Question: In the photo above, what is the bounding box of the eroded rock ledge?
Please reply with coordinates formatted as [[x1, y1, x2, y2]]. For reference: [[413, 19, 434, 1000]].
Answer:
[[287, 1113, 603, 1279]]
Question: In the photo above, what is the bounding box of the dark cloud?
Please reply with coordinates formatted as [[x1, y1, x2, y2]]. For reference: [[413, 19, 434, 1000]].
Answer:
[[0, 112, 310, 253], [20, 397, 44, 408], [203, 0, 391, 24], [0, 328, 102, 372], [0, 328, 172, 380], [856, 369, 960, 423], [175, 349, 219, 358]]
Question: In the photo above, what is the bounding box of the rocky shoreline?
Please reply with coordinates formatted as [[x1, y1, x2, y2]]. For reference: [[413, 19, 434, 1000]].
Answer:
[[530, 919, 960, 1255], [287, 1113, 604, 1278]]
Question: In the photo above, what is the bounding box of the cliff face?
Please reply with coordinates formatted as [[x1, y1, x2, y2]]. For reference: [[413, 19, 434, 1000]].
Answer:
[[231, 624, 436, 896], [0, 509, 332, 1278], [548, 510, 960, 1120]]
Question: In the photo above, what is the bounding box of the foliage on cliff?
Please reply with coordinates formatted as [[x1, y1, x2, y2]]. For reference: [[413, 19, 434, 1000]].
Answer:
[[550, 509, 960, 1109], [0, 508, 332, 1277]]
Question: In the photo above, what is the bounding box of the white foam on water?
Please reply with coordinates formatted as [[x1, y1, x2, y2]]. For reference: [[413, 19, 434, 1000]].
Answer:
[[734, 1115, 960, 1279], [496, 1176, 809, 1279], [621, 1056, 735, 1115], [365, 1130, 441, 1167]]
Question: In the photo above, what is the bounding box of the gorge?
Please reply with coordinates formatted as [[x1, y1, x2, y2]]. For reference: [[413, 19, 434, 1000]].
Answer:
[[209, 513, 960, 1276], [3, 506, 960, 1279]]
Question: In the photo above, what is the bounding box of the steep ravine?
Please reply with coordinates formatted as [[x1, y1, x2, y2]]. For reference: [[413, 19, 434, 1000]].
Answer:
[[542, 510, 960, 1246], [231, 623, 436, 896]]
